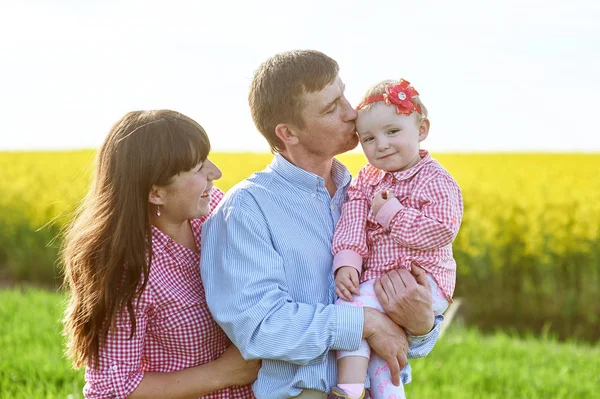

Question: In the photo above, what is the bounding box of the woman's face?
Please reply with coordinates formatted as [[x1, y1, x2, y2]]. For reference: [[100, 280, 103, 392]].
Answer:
[[159, 158, 222, 222]]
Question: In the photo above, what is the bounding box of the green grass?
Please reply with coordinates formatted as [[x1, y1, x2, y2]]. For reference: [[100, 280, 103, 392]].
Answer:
[[0, 288, 84, 398], [407, 323, 600, 398], [1, 288, 599, 399]]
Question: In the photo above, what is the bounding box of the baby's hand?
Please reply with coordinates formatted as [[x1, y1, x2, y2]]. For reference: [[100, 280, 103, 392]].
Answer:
[[372, 190, 393, 217], [335, 266, 360, 302]]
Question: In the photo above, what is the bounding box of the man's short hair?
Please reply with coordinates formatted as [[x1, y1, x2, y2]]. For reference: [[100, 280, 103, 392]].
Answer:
[[248, 50, 339, 153]]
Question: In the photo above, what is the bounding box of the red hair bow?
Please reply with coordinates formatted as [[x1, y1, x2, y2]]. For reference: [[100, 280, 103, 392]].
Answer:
[[356, 79, 422, 115]]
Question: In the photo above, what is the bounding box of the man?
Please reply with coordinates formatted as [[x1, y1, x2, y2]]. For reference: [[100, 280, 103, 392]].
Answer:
[[201, 50, 443, 399]]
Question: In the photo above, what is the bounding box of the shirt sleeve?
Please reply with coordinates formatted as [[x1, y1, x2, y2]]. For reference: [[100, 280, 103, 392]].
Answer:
[[83, 289, 152, 399], [406, 314, 444, 359], [381, 175, 463, 250], [200, 190, 364, 366], [331, 174, 371, 274]]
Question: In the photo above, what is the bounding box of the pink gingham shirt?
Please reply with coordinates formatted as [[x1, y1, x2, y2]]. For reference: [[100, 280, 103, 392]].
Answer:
[[84, 188, 254, 399], [332, 150, 463, 300]]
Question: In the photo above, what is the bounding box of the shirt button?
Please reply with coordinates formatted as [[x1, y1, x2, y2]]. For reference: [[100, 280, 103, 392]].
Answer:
[[111, 365, 118, 371], [330, 204, 335, 210], [311, 193, 316, 198]]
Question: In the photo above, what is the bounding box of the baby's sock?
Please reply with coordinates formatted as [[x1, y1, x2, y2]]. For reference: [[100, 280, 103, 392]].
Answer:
[[338, 383, 365, 399]]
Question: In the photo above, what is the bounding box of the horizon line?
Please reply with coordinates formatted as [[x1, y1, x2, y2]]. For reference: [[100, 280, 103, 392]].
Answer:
[[2, 148, 600, 155]]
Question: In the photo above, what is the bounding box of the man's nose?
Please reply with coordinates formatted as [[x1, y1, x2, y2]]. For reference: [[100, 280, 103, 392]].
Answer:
[[341, 97, 357, 122]]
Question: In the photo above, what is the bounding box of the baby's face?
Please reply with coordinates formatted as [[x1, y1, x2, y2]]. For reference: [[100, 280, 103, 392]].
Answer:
[[356, 103, 428, 172]]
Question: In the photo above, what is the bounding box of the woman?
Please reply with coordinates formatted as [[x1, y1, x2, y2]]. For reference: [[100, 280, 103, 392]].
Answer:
[[62, 110, 259, 398]]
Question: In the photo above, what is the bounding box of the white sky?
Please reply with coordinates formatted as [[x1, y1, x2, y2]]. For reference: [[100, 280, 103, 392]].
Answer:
[[1, 0, 599, 152]]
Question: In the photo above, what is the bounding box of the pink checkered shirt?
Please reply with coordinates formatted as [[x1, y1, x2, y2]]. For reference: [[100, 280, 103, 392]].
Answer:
[[332, 150, 463, 300], [84, 188, 255, 399]]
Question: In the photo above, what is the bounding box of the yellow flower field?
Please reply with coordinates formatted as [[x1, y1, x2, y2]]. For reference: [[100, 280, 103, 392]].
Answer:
[[1, 151, 599, 340]]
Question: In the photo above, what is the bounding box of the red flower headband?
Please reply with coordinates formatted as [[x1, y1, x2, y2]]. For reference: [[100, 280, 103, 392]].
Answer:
[[356, 79, 422, 115]]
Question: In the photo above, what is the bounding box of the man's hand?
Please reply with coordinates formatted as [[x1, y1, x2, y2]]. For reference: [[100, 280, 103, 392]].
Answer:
[[371, 190, 393, 217], [335, 266, 360, 301], [362, 307, 408, 386], [374, 265, 434, 336]]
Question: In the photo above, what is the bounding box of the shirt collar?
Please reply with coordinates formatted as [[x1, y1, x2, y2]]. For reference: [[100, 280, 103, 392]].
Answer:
[[150, 221, 201, 259], [151, 224, 172, 252], [365, 149, 432, 186], [270, 153, 352, 193]]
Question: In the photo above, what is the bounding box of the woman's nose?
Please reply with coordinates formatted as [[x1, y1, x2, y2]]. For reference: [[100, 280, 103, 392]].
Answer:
[[207, 159, 222, 181]]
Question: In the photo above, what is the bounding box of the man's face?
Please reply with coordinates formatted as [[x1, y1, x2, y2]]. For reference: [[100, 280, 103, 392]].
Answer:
[[292, 76, 359, 158]]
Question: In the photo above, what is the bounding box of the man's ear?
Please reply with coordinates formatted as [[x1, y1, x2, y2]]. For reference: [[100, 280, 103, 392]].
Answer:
[[418, 118, 430, 142], [274, 123, 300, 148], [149, 185, 166, 206]]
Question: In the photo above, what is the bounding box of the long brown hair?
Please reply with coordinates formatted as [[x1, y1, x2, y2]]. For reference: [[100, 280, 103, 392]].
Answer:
[[62, 110, 210, 368]]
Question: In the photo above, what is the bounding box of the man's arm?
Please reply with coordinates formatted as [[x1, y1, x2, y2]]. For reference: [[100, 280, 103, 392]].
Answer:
[[406, 315, 444, 360], [374, 265, 437, 335], [200, 191, 364, 365], [374, 265, 444, 361]]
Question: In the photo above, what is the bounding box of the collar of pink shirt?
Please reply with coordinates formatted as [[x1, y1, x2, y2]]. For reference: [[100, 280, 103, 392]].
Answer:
[[364, 149, 432, 186], [150, 220, 202, 268]]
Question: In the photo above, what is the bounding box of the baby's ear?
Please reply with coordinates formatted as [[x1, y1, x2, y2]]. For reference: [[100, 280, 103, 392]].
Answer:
[[418, 118, 430, 142]]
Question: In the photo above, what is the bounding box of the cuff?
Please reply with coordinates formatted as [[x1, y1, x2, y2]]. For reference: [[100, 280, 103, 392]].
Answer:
[[331, 304, 364, 352], [407, 314, 444, 345], [333, 250, 363, 274], [375, 198, 403, 230], [104, 361, 144, 399]]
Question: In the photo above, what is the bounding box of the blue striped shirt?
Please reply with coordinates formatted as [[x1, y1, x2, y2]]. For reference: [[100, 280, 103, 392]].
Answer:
[[201, 154, 443, 399]]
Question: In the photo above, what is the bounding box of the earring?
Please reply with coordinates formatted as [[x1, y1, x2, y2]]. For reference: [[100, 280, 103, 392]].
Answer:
[[156, 205, 161, 216]]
